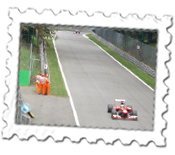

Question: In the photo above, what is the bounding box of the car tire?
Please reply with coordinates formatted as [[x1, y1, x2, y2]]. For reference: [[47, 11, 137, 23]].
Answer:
[[118, 111, 122, 117], [108, 104, 113, 113], [112, 109, 117, 115], [132, 110, 137, 116]]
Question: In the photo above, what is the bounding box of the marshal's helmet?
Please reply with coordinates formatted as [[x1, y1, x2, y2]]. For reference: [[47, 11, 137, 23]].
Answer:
[[46, 74, 49, 78]]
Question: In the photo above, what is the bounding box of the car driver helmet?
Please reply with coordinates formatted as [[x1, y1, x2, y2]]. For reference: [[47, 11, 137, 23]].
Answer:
[[120, 104, 124, 109]]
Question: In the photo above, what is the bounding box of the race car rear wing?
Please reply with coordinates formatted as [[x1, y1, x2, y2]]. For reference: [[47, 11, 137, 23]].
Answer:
[[114, 99, 126, 103]]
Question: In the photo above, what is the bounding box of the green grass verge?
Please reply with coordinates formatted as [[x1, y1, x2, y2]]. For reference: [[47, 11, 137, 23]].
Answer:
[[86, 34, 155, 89], [20, 43, 40, 85], [20, 45, 31, 70], [46, 39, 68, 97]]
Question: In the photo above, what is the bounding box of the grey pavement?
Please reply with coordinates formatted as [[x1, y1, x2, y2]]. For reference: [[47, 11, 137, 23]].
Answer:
[[20, 86, 76, 126], [55, 31, 154, 130]]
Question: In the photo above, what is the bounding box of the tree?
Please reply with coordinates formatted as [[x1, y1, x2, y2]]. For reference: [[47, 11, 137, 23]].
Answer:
[[21, 24, 57, 47]]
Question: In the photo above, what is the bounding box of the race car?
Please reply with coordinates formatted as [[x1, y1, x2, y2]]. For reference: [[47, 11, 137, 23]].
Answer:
[[107, 99, 138, 120], [73, 30, 80, 34]]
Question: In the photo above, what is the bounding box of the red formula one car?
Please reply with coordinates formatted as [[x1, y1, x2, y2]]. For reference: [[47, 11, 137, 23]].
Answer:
[[73, 30, 80, 34], [107, 99, 138, 120]]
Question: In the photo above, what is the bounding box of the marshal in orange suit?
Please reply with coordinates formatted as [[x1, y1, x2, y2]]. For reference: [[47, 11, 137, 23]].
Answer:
[[38, 74, 45, 95], [45, 74, 51, 95], [35, 73, 42, 93]]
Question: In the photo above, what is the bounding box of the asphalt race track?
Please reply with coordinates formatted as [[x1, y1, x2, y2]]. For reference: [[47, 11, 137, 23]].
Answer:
[[54, 31, 154, 130]]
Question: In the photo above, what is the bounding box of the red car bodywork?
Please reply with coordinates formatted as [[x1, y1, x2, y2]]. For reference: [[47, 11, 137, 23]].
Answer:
[[112, 115, 137, 120], [111, 106, 137, 120], [73, 30, 80, 34], [113, 105, 132, 113], [111, 111, 137, 120]]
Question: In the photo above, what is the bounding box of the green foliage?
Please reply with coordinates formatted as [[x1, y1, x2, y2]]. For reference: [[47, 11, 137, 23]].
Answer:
[[21, 24, 57, 48], [113, 29, 157, 45]]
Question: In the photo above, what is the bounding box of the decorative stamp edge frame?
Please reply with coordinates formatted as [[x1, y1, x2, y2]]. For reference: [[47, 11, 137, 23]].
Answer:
[[0, 6, 170, 150]]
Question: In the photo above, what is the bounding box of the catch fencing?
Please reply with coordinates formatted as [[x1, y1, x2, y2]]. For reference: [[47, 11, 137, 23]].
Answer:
[[19, 43, 39, 85], [29, 43, 40, 83], [93, 28, 157, 70]]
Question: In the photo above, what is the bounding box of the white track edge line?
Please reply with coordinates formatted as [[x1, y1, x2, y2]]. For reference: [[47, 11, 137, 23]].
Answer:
[[52, 37, 80, 127], [83, 34, 154, 92]]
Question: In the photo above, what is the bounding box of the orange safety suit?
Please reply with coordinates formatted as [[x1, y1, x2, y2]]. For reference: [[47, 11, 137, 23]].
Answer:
[[42, 77, 47, 95], [45, 77, 50, 95], [38, 76, 46, 95], [35, 75, 41, 93]]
